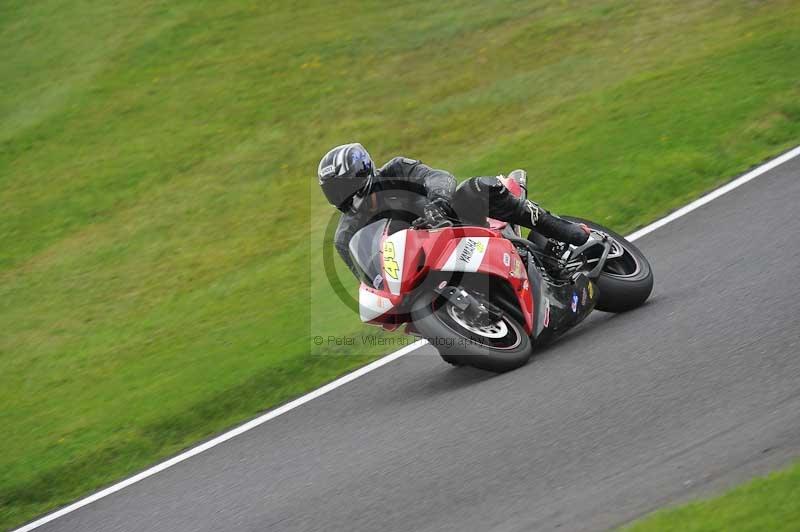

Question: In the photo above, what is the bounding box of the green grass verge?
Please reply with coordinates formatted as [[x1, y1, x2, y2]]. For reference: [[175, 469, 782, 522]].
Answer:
[[624, 460, 800, 531], [1, 0, 799, 529]]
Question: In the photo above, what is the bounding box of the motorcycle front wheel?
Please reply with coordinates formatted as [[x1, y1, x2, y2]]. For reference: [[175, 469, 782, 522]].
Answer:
[[411, 291, 532, 373]]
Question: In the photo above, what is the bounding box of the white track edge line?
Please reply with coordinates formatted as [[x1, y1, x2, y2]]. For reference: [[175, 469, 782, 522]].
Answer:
[[626, 146, 800, 242], [12, 341, 426, 532], [13, 146, 800, 532]]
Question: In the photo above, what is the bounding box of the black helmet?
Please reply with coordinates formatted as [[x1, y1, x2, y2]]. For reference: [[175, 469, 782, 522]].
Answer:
[[318, 143, 375, 211]]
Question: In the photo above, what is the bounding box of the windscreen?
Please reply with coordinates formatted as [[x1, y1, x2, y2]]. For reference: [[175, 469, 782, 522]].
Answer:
[[348, 219, 390, 289]]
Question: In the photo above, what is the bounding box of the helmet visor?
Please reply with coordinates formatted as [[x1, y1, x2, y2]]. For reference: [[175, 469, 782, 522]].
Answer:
[[347, 146, 374, 177]]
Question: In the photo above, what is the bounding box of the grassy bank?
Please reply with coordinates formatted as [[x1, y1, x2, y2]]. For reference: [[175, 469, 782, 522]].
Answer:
[[624, 460, 800, 531], [2, 0, 799, 528]]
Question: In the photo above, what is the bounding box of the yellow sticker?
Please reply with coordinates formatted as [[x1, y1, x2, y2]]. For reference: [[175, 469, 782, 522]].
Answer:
[[588, 282, 594, 299], [511, 258, 524, 278], [383, 241, 399, 280]]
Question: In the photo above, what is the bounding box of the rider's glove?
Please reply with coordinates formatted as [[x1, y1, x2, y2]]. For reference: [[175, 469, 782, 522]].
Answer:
[[413, 197, 454, 229]]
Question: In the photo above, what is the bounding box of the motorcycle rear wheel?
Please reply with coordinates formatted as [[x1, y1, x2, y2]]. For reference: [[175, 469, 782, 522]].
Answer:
[[411, 292, 532, 372], [562, 217, 654, 313]]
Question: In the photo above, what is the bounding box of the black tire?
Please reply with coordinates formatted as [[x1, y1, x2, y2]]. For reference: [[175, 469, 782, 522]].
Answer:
[[411, 292, 532, 373], [440, 354, 464, 366], [562, 217, 654, 313]]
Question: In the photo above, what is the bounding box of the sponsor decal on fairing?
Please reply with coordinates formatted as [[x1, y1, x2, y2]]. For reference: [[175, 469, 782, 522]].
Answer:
[[543, 297, 551, 328], [511, 257, 525, 278], [383, 230, 407, 295], [441, 237, 490, 272]]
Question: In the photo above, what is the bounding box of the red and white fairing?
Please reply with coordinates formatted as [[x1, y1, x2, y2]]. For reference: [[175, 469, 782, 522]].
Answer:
[[358, 225, 534, 333]]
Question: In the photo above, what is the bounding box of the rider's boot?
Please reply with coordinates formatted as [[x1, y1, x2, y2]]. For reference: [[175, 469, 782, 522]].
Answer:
[[510, 198, 590, 246]]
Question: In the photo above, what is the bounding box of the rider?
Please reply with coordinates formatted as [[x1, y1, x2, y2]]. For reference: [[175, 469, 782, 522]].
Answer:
[[318, 143, 591, 276]]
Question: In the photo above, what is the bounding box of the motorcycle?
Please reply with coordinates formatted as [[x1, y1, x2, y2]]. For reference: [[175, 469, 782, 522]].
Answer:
[[349, 171, 653, 372]]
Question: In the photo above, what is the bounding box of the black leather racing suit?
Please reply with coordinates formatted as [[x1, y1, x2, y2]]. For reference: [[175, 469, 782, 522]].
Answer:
[[333, 157, 588, 276]]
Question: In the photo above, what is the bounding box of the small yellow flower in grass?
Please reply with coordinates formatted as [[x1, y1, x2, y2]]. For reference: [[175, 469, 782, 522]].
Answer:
[[300, 57, 322, 70]]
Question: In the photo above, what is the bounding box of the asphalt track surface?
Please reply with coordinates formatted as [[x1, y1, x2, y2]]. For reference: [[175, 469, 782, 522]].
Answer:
[[32, 155, 800, 532]]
